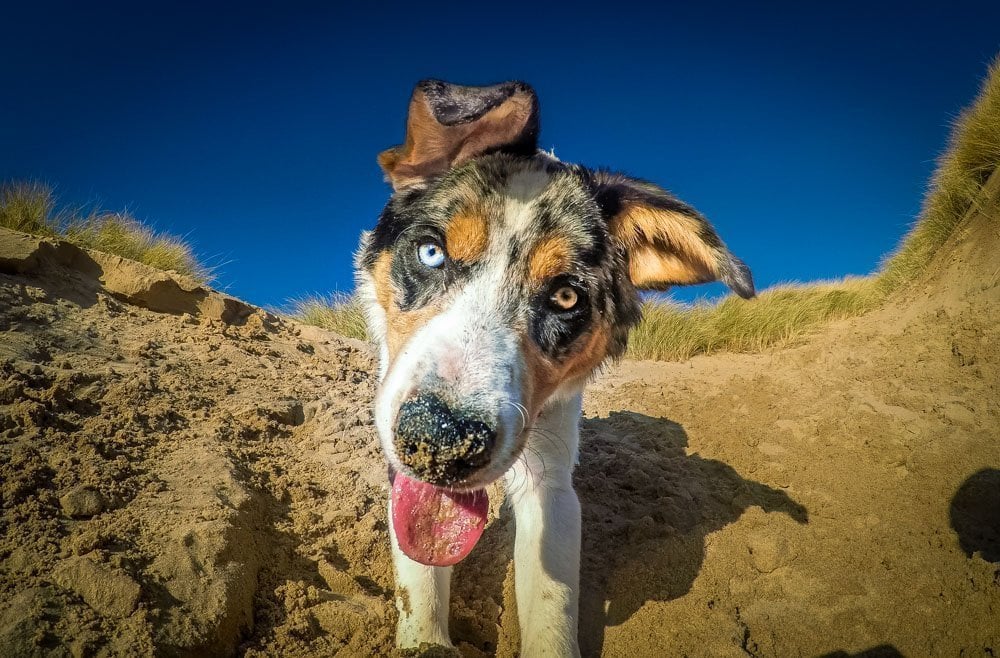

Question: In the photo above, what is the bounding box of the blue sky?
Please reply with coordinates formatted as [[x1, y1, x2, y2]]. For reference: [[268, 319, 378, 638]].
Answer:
[[3, 1, 999, 307]]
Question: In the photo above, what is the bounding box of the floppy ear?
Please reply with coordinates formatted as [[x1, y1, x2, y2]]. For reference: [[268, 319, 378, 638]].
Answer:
[[594, 172, 755, 299], [378, 79, 539, 190]]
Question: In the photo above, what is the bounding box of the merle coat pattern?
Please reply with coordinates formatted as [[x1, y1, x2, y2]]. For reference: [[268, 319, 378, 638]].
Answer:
[[355, 79, 753, 656]]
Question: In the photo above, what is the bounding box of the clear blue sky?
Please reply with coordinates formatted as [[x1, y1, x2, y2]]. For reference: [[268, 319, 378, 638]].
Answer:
[[3, 1, 999, 307]]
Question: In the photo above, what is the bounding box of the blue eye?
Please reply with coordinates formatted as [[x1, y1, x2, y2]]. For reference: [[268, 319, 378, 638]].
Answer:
[[417, 242, 446, 268]]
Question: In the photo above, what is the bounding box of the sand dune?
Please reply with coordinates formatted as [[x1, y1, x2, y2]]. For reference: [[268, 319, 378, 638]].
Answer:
[[0, 170, 997, 656]]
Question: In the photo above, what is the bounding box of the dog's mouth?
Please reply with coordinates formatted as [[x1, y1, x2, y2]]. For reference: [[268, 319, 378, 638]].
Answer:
[[384, 390, 524, 566], [391, 471, 488, 567]]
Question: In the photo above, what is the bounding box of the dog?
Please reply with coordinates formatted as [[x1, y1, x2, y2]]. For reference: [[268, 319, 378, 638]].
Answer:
[[355, 80, 755, 656]]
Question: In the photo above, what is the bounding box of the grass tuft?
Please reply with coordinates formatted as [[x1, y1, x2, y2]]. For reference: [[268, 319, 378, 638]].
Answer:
[[291, 294, 369, 342], [627, 278, 884, 360], [302, 57, 1000, 355], [0, 182, 209, 282], [64, 213, 209, 280], [0, 181, 60, 237]]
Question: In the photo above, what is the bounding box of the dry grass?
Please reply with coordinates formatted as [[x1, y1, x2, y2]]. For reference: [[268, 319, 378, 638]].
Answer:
[[291, 294, 369, 342], [0, 181, 209, 282], [876, 56, 1000, 296], [64, 214, 208, 280], [0, 181, 60, 238], [627, 278, 884, 360], [628, 54, 1000, 360], [302, 58, 1000, 354]]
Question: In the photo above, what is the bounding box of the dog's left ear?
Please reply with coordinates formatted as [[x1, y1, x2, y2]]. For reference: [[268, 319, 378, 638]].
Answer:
[[378, 80, 539, 190], [594, 172, 755, 299]]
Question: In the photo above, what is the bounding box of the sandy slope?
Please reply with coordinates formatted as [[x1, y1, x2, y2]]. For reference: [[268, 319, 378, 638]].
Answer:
[[0, 172, 997, 657]]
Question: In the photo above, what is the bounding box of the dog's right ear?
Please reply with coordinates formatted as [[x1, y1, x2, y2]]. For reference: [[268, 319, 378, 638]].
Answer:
[[378, 80, 539, 190]]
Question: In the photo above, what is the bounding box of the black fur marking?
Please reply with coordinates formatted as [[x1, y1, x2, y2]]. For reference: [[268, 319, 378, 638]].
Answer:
[[532, 200, 559, 235], [392, 230, 449, 311], [578, 217, 608, 269], [508, 240, 523, 264], [363, 188, 428, 269], [588, 171, 625, 220], [529, 278, 592, 358]]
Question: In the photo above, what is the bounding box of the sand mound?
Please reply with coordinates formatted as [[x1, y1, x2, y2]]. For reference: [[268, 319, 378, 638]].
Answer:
[[1, 171, 998, 657], [0, 229, 390, 656]]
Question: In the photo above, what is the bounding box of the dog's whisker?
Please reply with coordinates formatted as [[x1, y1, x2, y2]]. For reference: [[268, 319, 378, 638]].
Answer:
[[504, 455, 528, 506], [521, 442, 548, 490], [526, 427, 571, 463], [501, 398, 530, 436]]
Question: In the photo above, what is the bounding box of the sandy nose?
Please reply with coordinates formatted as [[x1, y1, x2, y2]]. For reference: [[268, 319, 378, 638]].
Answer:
[[394, 393, 496, 485]]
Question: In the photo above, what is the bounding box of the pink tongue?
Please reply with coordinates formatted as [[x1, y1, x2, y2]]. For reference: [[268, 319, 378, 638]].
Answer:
[[391, 473, 488, 567]]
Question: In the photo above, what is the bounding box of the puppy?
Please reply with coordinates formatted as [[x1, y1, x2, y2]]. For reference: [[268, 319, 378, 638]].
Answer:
[[355, 80, 754, 656]]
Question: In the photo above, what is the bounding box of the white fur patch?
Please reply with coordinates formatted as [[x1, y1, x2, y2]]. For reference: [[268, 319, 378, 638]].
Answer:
[[373, 271, 527, 487], [504, 169, 552, 236]]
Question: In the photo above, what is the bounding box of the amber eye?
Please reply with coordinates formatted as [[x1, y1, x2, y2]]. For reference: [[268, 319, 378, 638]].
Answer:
[[550, 286, 579, 311]]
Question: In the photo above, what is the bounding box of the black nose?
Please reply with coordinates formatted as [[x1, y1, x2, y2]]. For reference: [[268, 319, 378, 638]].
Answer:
[[394, 393, 497, 485]]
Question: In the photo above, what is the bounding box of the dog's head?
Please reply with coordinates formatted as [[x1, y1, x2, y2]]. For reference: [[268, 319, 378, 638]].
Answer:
[[356, 80, 754, 494]]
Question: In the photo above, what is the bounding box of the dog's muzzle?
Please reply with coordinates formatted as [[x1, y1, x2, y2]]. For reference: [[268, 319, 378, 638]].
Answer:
[[394, 393, 497, 485]]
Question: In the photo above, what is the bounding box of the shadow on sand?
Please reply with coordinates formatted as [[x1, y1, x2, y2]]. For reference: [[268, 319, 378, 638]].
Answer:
[[575, 411, 808, 655], [453, 410, 808, 655], [950, 468, 1000, 564]]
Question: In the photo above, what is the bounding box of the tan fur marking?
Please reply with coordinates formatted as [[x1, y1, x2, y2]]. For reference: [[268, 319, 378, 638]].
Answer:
[[372, 250, 394, 311], [527, 236, 571, 284], [612, 204, 720, 288], [628, 245, 713, 289], [386, 304, 441, 360], [445, 211, 489, 263], [371, 250, 441, 359], [522, 326, 610, 416]]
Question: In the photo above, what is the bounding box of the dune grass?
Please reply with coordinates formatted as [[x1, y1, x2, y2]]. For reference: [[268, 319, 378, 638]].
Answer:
[[304, 57, 1000, 356], [0, 181, 210, 282], [291, 293, 369, 341], [0, 181, 61, 238], [626, 54, 1000, 360], [875, 58, 1000, 296]]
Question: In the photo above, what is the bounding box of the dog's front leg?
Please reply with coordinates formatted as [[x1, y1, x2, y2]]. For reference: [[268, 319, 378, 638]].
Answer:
[[389, 500, 453, 649], [506, 393, 583, 658]]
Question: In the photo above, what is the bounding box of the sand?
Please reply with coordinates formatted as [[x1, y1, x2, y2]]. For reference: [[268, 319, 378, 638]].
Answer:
[[0, 172, 997, 657]]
